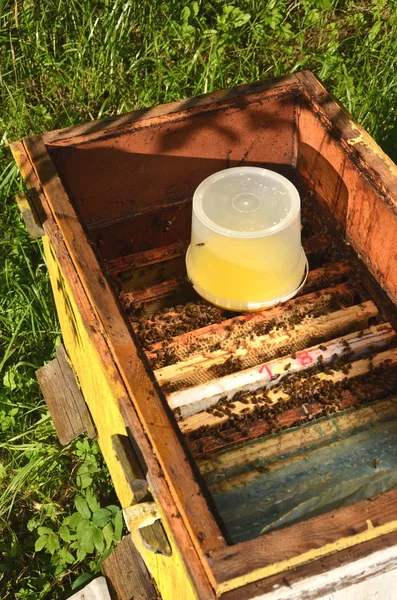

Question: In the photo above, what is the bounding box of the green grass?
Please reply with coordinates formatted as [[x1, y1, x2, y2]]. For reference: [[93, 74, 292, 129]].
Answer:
[[1, 0, 396, 597]]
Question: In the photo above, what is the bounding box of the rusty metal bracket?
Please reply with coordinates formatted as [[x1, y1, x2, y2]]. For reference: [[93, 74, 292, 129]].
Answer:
[[111, 433, 150, 504], [139, 521, 172, 556], [113, 433, 172, 556], [123, 505, 172, 557]]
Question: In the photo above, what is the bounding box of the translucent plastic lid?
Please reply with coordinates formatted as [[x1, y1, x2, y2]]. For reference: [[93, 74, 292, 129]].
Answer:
[[193, 166, 300, 238]]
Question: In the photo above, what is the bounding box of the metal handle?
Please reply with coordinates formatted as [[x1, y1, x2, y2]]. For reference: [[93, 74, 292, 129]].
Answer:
[[112, 433, 172, 556]]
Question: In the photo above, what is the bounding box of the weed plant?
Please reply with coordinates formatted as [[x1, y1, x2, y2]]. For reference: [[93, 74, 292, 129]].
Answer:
[[1, 0, 396, 598]]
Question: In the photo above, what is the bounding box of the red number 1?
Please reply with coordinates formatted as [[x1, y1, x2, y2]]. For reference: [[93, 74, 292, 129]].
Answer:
[[259, 363, 273, 377]]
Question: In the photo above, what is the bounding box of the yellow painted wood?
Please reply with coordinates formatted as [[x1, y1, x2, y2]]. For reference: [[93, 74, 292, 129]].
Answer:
[[44, 229, 397, 599], [124, 503, 160, 530], [131, 505, 200, 600], [43, 234, 201, 600], [15, 191, 44, 238], [217, 518, 397, 595], [43, 234, 134, 508]]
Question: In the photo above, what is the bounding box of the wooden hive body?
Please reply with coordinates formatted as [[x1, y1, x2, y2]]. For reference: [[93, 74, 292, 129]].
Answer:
[[12, 71, 397, 599]]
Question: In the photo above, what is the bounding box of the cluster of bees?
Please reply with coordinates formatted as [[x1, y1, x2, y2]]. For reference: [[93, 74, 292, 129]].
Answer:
[[138, 282, 359, 383], [133, 298, 226, 353], [119, 182, 397, 463], [159, 306, 362, 395], [187, 353, 397, 458], [208, 356, 244, 378], [162, 285, 355, 371]]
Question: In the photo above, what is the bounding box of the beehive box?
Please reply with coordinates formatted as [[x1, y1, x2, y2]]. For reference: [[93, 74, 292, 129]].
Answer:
[[12, 71, 397, 600]]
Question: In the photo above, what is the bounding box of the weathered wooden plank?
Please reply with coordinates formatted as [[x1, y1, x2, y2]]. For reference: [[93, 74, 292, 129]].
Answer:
[[299, 260, 354, 294], [209, 488, 397, 595], [10, 141, 51, 223], [43, 74, 300, 145], [15, 191, 45, 238], [296, 71, 397, 306], [146, 281, 359, 360], [170, 322, 394, 417], [24, 137, 224, 567], [221, 530, 397, 600], [212, 412, 397, 543], [121, 278, 182, 307], [180, 346, 397, 435], [43, 233, 136, 505], [157, 301, 378, 391], [36, 344, 96, 444], [297, 70, 397, 212], [42, 224, 215, 600], [101, 535, 158, 600], [200, 396, 397, 484], [106, 241, 189, 276], [43, 75, 299, 145]]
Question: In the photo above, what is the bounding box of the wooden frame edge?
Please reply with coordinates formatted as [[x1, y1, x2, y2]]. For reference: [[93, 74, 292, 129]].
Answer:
[[221, 529, 397, 600], [43, 218, 216, 600], [208, 488, 397, 594], [41, 73, 301, 146], [10, 140, 51, 222], [22, 134, 224, 571], [295, 71, 397, 206]]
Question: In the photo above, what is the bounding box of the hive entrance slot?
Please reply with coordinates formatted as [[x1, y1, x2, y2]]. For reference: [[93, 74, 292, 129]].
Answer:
[[105, 177, 397, 544]]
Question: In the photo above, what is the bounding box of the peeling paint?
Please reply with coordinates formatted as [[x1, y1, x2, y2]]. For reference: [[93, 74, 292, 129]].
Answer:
[[218, 518, 397, 595]]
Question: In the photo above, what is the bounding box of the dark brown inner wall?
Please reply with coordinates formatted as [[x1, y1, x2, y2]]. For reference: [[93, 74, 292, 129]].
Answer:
[[46, 93, 296, 220], [47, 85, 397, 306]]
